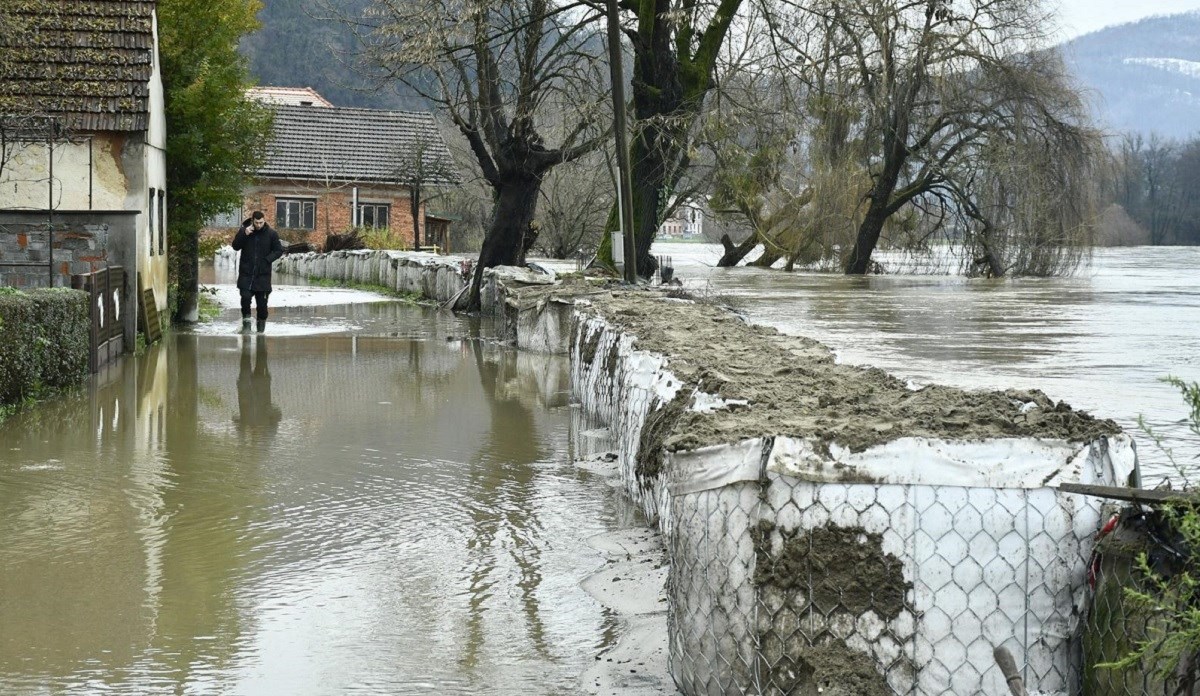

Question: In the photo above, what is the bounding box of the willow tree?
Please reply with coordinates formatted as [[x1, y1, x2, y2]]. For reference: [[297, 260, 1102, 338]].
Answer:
[[350, 0, 609, 309], [773, 0, 1100, 276]]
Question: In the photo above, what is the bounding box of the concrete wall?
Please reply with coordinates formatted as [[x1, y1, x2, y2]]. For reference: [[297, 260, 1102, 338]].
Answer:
[[0, 210, 139, 345]]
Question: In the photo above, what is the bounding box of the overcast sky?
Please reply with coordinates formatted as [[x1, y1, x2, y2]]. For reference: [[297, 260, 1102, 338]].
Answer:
[[1056, 0, 1200, 38]]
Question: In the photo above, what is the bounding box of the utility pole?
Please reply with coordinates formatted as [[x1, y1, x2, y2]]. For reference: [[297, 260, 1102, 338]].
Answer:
[[605, 0, 637, 283]]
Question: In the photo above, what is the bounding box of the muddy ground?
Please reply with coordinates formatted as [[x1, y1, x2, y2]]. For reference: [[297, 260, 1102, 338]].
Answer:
[[583, 291, 1121, 456]]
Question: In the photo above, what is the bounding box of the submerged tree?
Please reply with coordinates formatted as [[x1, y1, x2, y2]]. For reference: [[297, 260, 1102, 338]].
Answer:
[[345, 0, 610, 309], [770, 0, 1101, 276]]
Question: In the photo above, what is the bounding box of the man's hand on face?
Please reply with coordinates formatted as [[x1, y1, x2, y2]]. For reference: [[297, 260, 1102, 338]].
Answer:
[[248, 219, 266, 235]]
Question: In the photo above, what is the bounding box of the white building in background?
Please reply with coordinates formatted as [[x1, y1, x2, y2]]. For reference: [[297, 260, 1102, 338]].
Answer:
[[657, 199, 705, 239]]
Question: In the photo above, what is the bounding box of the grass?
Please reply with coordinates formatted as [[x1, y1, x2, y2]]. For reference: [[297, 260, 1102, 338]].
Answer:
[[197, 289, 221, 322], [306, 277, 426, 304]]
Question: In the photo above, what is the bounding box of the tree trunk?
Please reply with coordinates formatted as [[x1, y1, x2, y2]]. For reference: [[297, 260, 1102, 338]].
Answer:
[[174, 228, 199, 323], [716, 232, 758, 267], [628, 131, 679, 278], [466, 175, 542, 311], [410, 186, 422, 249], [748, 245, 781, 268], [845, 201, 889, 274]]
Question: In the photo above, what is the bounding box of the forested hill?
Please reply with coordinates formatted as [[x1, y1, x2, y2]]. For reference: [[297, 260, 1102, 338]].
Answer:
[[243, 2, 1200, 140], [239, 0, 435, 111], [1062, 11, 1200, 140]]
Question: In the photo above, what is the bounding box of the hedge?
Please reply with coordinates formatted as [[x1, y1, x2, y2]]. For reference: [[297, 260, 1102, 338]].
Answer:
[[0, 287, 90, 404]]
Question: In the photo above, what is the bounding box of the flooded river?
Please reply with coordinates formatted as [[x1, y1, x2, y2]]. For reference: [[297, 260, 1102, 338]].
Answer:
[[662, 243, 1200, 485], [0, 298, 639, 694]]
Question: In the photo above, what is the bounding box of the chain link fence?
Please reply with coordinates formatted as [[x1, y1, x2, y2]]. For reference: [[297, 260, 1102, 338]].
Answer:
[[667, 469, 1111, 695], [1084, 505, 1197, 696]]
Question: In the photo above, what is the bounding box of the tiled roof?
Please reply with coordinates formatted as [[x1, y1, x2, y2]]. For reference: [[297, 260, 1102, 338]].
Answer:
[[260, 105, 460, 186], [0, 1, 156, 132], [246, 86, 333, 107]]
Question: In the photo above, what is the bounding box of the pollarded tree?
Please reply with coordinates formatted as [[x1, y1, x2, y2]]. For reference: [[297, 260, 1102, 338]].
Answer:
[[775, 0, 1101, 276], [346, 0, 610, 309]]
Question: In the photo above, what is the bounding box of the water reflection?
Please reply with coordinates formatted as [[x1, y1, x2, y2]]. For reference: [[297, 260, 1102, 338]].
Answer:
[[0, 302, 620, 695], [235, 335, 283, 439]]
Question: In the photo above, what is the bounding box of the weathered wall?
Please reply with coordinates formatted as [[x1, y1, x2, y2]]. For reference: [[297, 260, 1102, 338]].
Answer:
[[563, 291, 1138, 696], [0, 211, 140, 345]]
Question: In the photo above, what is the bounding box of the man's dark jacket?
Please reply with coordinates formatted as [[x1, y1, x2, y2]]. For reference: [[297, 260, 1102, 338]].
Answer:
[[231, 219, 284, 293]]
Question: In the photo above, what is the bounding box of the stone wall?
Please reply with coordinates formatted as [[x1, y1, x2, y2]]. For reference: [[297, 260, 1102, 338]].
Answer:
[[1, 218, 110, 288]]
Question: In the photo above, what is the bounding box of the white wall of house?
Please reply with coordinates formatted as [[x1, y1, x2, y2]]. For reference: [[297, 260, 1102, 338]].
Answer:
[[136, 9, 169, 313]]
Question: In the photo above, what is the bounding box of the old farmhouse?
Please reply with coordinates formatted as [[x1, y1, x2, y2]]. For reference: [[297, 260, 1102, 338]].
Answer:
[[0, 0, 168, 344]]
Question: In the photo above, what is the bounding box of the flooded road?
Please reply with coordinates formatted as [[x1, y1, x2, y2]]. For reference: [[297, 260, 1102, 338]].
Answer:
[[0, 297, 638, 694], [661, 243, 1200, 485]]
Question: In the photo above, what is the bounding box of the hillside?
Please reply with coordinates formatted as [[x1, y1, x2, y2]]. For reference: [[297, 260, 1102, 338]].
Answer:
[[239, 0, 434, 111], [1063, 11, 1200, 139]]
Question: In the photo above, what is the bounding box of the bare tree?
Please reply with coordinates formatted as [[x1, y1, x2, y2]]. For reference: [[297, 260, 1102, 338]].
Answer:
[[334, 0, 611, 309], [535, 149, 613, 259]]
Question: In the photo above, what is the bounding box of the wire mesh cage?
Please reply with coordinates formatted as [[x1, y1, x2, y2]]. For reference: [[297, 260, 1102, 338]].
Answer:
[[568, 309, 1149, 696], [1083, 505, 1198, 696], [667, 469, 1113, 695]]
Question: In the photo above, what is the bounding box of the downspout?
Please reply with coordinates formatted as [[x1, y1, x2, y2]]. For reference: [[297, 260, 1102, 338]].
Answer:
[[352, 187, 358, 227]]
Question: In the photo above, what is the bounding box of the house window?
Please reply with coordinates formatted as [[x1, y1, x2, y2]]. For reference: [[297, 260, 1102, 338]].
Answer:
[[206, 208, 242, 228], [148, 188, 156, 255], [357, 203, 390, 229], [157, 189, 166, 255], [276, 198, 316, 229]]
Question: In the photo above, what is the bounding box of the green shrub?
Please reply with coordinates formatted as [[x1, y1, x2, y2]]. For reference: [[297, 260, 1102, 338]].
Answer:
[[0, 287, 90, 405], [198, 234, 226, 260], [359, 226, 410, 251], [1098, 377, 1200, 691]]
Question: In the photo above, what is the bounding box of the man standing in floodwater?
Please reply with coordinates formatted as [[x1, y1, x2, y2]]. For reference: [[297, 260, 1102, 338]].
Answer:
[[231, 210, 284, 333]]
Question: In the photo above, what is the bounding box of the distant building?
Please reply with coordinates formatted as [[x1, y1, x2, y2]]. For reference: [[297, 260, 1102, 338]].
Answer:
[[206, 88, 460, 251], [0, 0, 169, 343], [657, 199, 705, 239], [244, 86, 334, 108]]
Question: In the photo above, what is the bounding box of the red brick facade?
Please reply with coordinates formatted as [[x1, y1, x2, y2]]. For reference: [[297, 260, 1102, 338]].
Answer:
[[204, 179, 435, 250]]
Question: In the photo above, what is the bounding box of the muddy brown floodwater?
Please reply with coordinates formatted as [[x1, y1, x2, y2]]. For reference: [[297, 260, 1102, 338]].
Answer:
[[0, 296, 646, 695]]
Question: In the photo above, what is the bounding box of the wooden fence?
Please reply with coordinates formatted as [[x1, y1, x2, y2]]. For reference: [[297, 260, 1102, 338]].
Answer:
[[71, 265, 126, 373]]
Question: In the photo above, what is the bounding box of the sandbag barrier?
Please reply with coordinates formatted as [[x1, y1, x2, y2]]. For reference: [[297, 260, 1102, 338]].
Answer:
[[216, 247, 471, 309], [567, 291, 1138, 696]]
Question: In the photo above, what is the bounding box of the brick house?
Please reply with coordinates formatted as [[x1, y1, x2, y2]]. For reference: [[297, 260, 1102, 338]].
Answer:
[[210, 91, 459, 251], [0, 0, 168, 343]]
